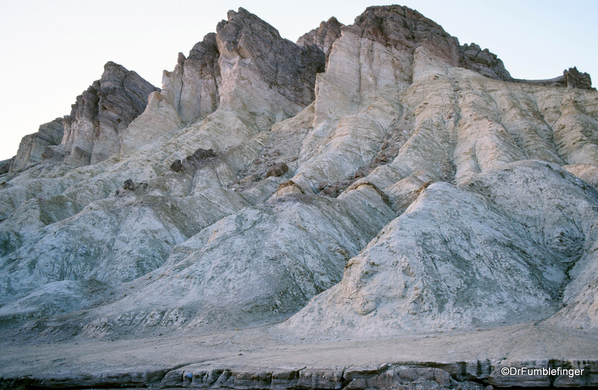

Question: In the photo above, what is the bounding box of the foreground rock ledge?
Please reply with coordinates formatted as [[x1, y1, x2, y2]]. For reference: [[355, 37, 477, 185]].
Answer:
[[1, 323, 597, 389], [2, 361, 597, 389]]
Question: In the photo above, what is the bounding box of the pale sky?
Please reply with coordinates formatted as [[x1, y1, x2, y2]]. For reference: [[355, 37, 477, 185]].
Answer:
[[1, 0, 596, 161]]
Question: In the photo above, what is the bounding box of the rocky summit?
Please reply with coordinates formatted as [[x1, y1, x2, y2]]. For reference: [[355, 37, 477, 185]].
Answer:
[[1, 5, 598, 389]]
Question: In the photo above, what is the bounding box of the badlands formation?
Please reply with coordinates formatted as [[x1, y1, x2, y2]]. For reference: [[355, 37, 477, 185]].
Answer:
[[1, 5, 598, 389]]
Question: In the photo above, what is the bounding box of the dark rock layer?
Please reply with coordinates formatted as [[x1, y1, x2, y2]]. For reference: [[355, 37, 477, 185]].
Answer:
[[564, 66, 593, 89], [61, 61, 158, 165], [217, 7, 326, 107], [349, 5, 461, 67], [459, 42, 512, 81]]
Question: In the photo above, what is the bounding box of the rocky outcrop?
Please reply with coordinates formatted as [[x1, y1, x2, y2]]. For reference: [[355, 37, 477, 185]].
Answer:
[[61, 61, 158, 165], [350, 5, 460, 64], [161, 7, 326, 122], [8, 118, 64, 173], [122, 8, 326, 157], [214, 8, 325, 115], [459, 42, 512, 81], [564, 66, 593, 89], [297, 17, 343, 55], [460, 45, 594, 90], [510, 66, 594, 89], [161, 33, 221, 124], [266, 162, 289, 177]]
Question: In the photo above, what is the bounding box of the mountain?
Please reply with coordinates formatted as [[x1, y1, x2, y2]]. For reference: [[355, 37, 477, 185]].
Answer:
[[0, 5, 597, 389]]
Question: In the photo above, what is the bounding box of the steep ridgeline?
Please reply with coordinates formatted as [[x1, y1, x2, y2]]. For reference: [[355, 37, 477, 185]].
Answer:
[[0, 5, 597, 347]]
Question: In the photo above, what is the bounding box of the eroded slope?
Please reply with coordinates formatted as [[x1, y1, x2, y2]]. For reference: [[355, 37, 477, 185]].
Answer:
[[0, 6, 597, 347]]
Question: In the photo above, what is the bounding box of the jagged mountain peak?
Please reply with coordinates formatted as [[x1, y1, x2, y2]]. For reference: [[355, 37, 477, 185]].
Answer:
[[99, 61, 132, 88], [217, 7, 284, 44], [215, 7, 325, 107], [188, 32, 219, 61], [61, 61, 158, 166], [297, 16, 343, 55]]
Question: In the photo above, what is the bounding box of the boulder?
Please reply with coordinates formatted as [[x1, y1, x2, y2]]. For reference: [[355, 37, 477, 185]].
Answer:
[[266, 162, 289, 177]]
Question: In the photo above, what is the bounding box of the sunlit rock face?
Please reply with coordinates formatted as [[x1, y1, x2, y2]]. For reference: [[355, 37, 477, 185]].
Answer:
[[279, 161, 598, 338], [0, 5, 597, 342]]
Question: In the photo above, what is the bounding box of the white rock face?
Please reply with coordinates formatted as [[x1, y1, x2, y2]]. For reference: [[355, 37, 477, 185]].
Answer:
[[279, 161, 598, 338], [161, 34, 220, 124], [0, 5, 597, 344], [120, 91, 183, 156]]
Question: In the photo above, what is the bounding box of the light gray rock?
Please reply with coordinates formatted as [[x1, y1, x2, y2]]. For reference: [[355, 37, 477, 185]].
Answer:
[[0, 280, 109, 322], [0, 188, 249, 311], [161, 33, 220, 124], [63, 186, 394, 336], [119, 91, 183, 156]]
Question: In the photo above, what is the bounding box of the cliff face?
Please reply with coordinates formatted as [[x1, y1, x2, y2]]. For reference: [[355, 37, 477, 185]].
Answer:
[[121, 8, 325, 157], [61, 61, 159, 166], [0, 5, 597, 349]]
